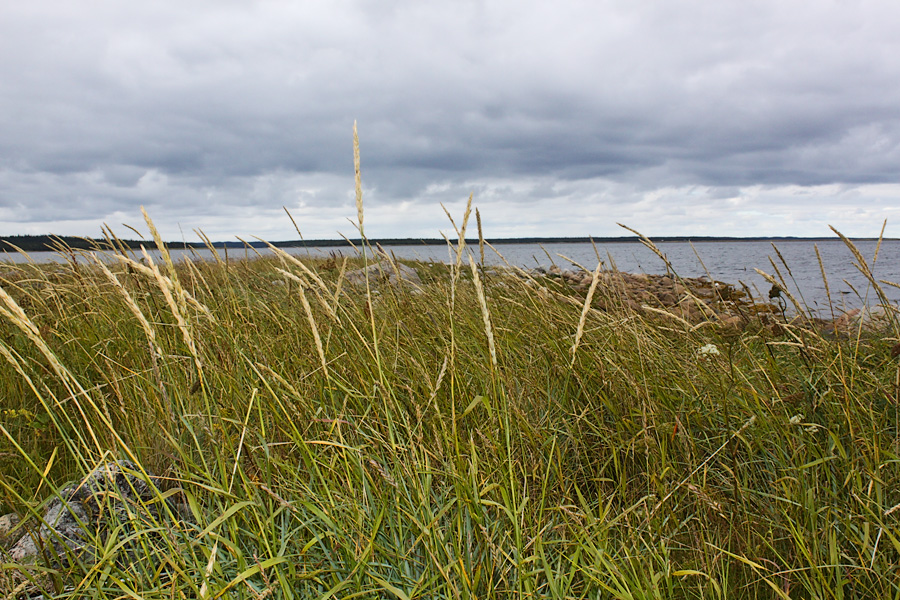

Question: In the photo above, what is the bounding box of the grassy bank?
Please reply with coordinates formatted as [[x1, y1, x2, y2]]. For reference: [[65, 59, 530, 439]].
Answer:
[[0, 214, 899, 598]]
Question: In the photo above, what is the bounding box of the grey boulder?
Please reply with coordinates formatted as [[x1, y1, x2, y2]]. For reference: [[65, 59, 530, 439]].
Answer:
[[6, 460, 178, 566], [344, 261, 422, 290]]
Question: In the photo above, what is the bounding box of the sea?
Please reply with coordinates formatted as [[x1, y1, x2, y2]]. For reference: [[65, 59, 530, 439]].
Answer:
[[3, 239, 899, 315]]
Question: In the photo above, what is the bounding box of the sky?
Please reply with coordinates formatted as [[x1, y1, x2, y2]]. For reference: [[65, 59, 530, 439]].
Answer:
[[1, 0, 899, 242]]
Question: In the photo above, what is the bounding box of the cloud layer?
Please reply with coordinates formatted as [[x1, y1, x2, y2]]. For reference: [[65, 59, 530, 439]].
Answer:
[[2, 0, 899, 240]]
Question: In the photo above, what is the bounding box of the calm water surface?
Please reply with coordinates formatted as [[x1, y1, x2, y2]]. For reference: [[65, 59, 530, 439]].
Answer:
[[4, 240, 899, 314], [368, 240, 900, 313]]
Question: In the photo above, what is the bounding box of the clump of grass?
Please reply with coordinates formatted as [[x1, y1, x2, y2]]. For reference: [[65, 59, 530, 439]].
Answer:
[[1, 167, 899, 597]]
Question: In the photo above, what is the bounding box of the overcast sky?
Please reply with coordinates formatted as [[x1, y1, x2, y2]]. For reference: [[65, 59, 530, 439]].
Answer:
[[1, 0, 899, 242]]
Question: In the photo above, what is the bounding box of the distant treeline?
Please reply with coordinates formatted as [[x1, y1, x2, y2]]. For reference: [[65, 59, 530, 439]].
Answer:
[[0, 234, 890, 254]]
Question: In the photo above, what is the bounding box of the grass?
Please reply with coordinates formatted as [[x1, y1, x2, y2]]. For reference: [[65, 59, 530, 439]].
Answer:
[[1, 197, 899, 596]]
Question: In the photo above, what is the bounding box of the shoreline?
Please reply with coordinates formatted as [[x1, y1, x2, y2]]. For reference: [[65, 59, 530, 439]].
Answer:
[[1, 234, 897, 253]]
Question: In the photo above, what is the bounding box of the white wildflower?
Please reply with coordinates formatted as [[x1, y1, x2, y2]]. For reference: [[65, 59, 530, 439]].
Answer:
[[789, 414, 804, 425], [698, 343, 720, 356]]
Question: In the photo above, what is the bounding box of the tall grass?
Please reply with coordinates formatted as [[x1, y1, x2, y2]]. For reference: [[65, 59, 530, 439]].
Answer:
[[1, 195, 899, 596]]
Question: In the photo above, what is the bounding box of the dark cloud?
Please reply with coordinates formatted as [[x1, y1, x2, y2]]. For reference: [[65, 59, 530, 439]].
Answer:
[[1, 0, 900, 239]]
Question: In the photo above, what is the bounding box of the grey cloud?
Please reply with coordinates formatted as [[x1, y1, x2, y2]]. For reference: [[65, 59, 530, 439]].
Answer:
[[2, 0, 900, 239]]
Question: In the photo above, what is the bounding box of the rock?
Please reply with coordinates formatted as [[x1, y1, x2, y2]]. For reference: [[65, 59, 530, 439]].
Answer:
[[830, 309, 861, 332], [0, 512, 22, 548], [675, 302, 700, 322], [851, 306, 896, 331], [0, 269, 21, 282], [517, 265, 823, 328], [344, 261, 423, 290], [560, 269, 583, 284], [7, 460, 179, 567], [623, 298, 642, 311], [718, 315, 744, 332]]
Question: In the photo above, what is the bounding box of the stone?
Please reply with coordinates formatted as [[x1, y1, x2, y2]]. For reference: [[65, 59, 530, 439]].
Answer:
[[0, 512, 22, 548], [7, 460, 180, 567], [517, 265, 808, 329], [719, 315, 744, 332], [657, 292, 677, 306], [675, 303, 700, 322], [344, 261, 422, 290], [561, 269, 581, 283]]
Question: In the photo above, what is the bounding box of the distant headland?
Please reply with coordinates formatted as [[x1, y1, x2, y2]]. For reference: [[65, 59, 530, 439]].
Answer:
[[0, 234, 893, 253]]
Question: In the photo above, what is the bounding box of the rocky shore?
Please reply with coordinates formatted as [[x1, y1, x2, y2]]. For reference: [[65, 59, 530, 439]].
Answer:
[[0, 258, 892, 338], [518, 264, 893, 335]]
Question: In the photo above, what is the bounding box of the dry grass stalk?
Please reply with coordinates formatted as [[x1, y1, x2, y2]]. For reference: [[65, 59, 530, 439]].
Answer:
[[459, 193, 472, 254], [427, 356, 449, 407], [94, 258, 171, 411], [140, 247, 204, 380], [770, 243, 814, 314], [814, 244, 835, 320], [113, 253, 212, 319], [261, 242, 328, 292], [194, 228, 224, 264], [332, 255, 349, 306], [829, 225, 898, 334], [235, 236, 264, 259], [556, 253, 592, 274], [367, 458, 397, 488], [284, 206, 304, 239], [476, 208, 485, 268], [354, 121, 363, 235], [755, 267, 804, 316], [641, 305, 694, 330], [469, 253, 497, 367], [482, 240, 547, 292], [294, 274, 330, 379], [275, 267, 338, 323], [254, 361, 302, 400], [0, 288, 96, 422], [0, 284, 146, 462], [571, 260, 607, 365], [94, 259, 162, 356], [199, 539, 219, 599], [442, 194, 473, 273], [142, 207, 187, 313], [618, 223, 672, 268]]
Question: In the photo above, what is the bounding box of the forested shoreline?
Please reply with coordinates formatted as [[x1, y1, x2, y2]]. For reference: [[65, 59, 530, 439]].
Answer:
[[0, 233, 886, 253]]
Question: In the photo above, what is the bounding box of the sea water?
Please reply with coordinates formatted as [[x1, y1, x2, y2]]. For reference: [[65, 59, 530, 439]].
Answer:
[[4, 239, 899, 314]]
